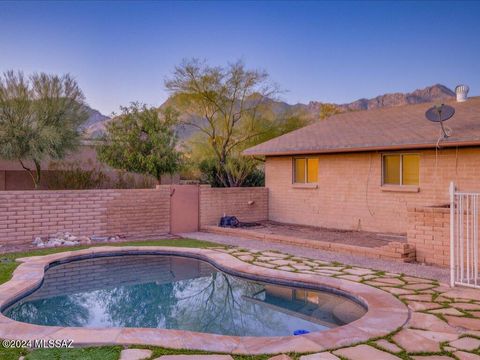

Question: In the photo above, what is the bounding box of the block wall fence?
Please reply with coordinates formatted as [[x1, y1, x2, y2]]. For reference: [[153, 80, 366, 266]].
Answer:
[[199, 186, 269, 227], [0, 188, 171, 246], [0, 183, 464, 268], [0, 186, 269, 246]]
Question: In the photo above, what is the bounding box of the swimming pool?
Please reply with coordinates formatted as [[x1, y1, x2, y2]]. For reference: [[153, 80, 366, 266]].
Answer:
[[4, 255, 366, 337]]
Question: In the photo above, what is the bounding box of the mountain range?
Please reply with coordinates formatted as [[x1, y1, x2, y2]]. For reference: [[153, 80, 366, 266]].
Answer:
[[83, 84, 456, 139]]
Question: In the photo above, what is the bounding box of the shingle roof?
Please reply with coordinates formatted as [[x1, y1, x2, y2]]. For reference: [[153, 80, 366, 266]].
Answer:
[[243, 97, 480, 156]]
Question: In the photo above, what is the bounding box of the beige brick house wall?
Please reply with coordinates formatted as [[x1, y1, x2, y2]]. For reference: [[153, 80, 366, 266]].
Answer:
[[199, 186, 268, 227], [265, 147, 480, 234], [0, 188, 170, 246]]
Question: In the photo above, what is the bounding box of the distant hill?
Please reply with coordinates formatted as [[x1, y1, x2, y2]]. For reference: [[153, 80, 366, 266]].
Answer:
[[83, 84, 455, 139], [80, 105, 111, 138]]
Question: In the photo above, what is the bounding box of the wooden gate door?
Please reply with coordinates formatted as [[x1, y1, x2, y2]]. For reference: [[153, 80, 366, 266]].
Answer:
[[170, 185, 199, 234]]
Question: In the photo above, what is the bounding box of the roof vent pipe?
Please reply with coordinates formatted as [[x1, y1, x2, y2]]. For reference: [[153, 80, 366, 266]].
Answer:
[[455, 84, 469, 102]]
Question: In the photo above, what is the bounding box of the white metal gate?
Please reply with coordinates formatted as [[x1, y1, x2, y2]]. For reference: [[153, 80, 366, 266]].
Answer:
[[450, 182, 480, 288]]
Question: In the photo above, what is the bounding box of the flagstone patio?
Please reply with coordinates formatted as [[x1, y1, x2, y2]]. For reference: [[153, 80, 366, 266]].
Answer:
[[2, 242, 480, 359], [207, 245, 480, 359]]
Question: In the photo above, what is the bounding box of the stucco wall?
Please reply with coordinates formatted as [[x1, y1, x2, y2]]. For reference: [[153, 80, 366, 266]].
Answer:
[[265, 147, 480, 234]]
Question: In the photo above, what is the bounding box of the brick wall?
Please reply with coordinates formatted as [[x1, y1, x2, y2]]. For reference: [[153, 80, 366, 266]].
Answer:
[[265, 147, 480, 234], [0, 188, 170, 246], [407, 206, 450, 266], [199, 186, 268, 227]]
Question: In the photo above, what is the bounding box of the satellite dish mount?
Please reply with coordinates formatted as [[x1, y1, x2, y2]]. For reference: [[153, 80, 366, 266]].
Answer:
[[425, 104, 455, 139]]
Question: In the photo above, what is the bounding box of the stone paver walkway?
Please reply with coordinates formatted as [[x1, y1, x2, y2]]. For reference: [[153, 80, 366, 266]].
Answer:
[[181, 231, 449, 283], [119, 349, 153, 360], [199, 242, 480, 359], [11, 237, 480, 360]]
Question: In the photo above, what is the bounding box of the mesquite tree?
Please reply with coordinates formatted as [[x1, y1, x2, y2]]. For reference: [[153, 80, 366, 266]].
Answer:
[[165, 59, 278, 187], [0, 71, 88, 188]]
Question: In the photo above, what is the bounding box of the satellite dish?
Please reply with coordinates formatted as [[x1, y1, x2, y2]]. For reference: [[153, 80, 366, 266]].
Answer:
[[425, 104, 455, 138]]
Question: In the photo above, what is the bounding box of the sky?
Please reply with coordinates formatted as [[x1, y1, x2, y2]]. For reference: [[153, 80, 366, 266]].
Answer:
[[1, 1, 479, 115]]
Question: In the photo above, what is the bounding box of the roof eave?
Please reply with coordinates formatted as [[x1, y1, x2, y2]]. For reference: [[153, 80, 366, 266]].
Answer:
[[242, 140, 480, 157]]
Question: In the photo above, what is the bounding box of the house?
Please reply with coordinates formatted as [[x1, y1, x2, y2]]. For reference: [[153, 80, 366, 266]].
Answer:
[[243, 88, 480, 235]]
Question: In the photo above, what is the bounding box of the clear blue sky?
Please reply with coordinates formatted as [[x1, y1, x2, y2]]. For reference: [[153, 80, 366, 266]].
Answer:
[[1, 1, 479, 115]]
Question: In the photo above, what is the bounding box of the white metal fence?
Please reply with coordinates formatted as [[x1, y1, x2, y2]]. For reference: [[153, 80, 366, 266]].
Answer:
[[450, 182, 480, 288]]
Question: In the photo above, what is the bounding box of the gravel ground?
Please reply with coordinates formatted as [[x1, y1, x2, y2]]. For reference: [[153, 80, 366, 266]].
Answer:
[[180, 231, 450, 284]]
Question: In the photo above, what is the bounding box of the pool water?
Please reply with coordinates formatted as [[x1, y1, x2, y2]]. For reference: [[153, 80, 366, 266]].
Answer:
[[4, 255, 366, 336]]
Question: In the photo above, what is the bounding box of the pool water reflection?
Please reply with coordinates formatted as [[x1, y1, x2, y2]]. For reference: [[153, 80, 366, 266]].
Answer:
[[4, 255, 366, 336]]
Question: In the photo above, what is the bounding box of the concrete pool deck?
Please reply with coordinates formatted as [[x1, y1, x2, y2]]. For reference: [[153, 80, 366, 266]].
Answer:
[[1, 244, 480, 359]]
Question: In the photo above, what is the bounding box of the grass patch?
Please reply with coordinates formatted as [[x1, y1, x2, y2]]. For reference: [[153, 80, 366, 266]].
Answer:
[[0, 238, 220, 286], [4, 345, 295, 360], [0, 346, 29, 360], [25, 346, 122, 360]]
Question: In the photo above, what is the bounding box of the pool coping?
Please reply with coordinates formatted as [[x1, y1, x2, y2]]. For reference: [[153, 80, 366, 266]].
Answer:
[[0, 246, 410, 354]]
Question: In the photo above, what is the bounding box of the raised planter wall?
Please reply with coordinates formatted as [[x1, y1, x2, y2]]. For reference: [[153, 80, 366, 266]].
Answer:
[[407, 206, 450, 267], [204, 225, 416, 263]]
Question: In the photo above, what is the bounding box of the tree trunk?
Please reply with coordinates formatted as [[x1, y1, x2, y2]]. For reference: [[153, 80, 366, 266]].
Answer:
[[33, 159, 41, 189], [19, 159, 40, 189]]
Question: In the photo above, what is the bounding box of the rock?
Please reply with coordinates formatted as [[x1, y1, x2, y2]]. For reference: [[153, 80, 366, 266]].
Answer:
[[63, 240, 78, 246], [371, 277, 405, 285], [403, 283, 436, 291], [268, 355, 293, 360], [399, 294, 433, 302], [91, 235, 108, 242], [441, 288, 480, 302], [411, 356, 455, 360], [407, 301, 443, 311], [78, 236, 92, 244], [408, 312, 458, 333], [32, 236, 43, 245], [430, 308, 465, 316], [299, 353, 340, 359], [343, 268, 374, 276], [374, 339, 403, 353], [238, 255, 254, 262], [452, 303, 480, 311], [392, 328, 444, 353], [454, 351, 480, 360], [382, 287, 414, 296], [449, 337, 480, 351], [153, 356, 234, 360], [445, 316, 480, 331], [333, 345, 401, 360], [119, 349, 153, 360]]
